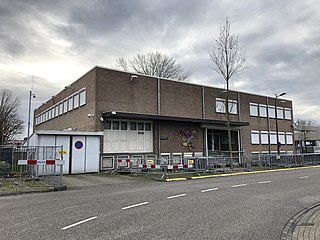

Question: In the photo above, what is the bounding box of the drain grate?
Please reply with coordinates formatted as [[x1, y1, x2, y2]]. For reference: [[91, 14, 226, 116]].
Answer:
[[298, 222, 315, 227]]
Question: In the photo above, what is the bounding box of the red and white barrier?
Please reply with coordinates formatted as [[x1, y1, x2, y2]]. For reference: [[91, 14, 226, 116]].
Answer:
[[18, 159, 64, 165]]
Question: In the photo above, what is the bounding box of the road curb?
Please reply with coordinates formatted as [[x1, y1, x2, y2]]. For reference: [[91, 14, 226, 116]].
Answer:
[[166, 165, 320, 182], [280, 202, 320, 240]]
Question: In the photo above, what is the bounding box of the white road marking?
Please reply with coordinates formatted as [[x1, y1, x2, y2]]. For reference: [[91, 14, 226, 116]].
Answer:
[[258, 181, 272, 184], [299, 176, 309, 179], [61, 216, 97, 230], [231, 184, 247, 188], [122, 202, 149, 210], [167, 194, 187, 199], [201, 188, 219, 193]]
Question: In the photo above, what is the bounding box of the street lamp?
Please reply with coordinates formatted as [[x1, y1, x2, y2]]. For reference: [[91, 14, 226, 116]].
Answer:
[[275, 92, 286, 158], [27, 91, 36, 147]]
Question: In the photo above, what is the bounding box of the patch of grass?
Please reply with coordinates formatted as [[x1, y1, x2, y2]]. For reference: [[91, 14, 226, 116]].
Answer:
[[0, 178, 52, 194]]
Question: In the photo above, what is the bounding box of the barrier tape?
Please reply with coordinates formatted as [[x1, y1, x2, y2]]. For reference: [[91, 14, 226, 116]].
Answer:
[[18, 159, 64, 165]]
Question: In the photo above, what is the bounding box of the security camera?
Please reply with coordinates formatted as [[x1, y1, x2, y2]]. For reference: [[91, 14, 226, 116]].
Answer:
[[87, 113, 94, 118], [111, 111, 116, 115], [131, 75, 138, 81], [100, 117, 104, 122], [33, 95, 36, 98]]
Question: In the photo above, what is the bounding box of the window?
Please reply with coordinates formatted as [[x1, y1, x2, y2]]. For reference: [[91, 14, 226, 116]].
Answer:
[[145, 123, 151, 131], [228, 100, 237, 114], [104, 121, 111, 130], [286, 132, 293, 145], [216, 98, 237, 114], [68, 97, 73, 111], [59, 102, 63, 115], [121, 122, 127, 130], [259, 104, 267, 117], [250, 103, 258, 116], [279, 132, 286, 145], [138, 122, 144, 131], [55, 105, 59, 117], [268, 106, 275, 118], [48, 109, 52, 120], [63, 100, 68, 113], [285, 108, 291, 120], [73, 94, 79, 109], [261, 131, 269, 144], [277, 107, 284, 119], [130, 122, 137, 130], [251, 131, 260, 144], [216, 98, 225, 113], [112, 121, 119, 130], [79, 90, 86, 106], [270, 132, 277, 144]]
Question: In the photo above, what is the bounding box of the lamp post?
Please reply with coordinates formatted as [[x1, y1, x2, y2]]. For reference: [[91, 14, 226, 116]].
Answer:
[[27, 90, 36, 147], [275, 92, 286, 158]]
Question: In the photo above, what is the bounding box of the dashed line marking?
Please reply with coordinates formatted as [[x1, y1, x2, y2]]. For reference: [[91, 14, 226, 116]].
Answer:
[[258, 181, 272, 184], [299, 176, 309, 179], [231, 184, 247, 188], [61, 216, 97, 230], [167, 194, 187, 199], [122, 202, 149, 210], [201, 188, 219, 193]]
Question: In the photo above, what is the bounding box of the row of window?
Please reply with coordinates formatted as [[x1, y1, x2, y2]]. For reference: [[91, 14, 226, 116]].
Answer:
[[251, 130, 293, 145], [35, 89, 86, 125], [104, 121, 151, 131], [250, 103, 291, 120]]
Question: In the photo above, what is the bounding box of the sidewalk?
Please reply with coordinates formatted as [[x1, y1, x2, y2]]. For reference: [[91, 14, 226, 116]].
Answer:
[[281, 203, 320, 240]]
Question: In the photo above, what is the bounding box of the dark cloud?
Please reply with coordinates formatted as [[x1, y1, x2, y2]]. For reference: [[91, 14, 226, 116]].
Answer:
[[1, 0, 320, 130]]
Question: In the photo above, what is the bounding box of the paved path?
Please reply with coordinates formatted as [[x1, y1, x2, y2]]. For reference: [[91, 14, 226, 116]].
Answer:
[[281, 203, 320, 240]]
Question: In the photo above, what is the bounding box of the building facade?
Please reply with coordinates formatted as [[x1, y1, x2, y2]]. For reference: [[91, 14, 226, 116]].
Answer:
[[34, 66, 295, 165]]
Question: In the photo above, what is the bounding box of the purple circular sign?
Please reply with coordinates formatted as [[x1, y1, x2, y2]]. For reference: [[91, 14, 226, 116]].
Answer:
[[75, 141, 83, 149]]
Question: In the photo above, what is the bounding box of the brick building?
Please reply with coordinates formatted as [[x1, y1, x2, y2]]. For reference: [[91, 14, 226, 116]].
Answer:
[[33, 66, 295, 165]]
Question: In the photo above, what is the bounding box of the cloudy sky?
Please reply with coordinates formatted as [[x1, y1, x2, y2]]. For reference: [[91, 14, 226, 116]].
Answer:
[[1, 0, 320, 137]]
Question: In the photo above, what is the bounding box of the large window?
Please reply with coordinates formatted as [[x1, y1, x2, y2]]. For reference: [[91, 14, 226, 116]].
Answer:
[[251, 131, 260, 144], [270, 132, 277, 144], [59, 102, 63, 115], [279, 132, 286, 145], [216, 98, 237, 114], [250, 103, 258, 116]]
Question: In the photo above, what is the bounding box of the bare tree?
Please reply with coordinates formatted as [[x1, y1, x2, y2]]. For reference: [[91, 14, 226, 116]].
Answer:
[[0, 90, 24, 145], [115, 52, 191, 81], [209, 18, 247, 165], [294, 118, 319, 153]]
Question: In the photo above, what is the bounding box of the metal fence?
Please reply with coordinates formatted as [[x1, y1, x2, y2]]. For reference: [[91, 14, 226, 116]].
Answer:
[[0, 146, 64, 189], [251, 153, 320, 167], [101, 152, 320, 177]]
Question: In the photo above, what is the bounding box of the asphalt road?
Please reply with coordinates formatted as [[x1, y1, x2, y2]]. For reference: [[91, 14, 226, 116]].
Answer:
[[1, 168, 320, 240]]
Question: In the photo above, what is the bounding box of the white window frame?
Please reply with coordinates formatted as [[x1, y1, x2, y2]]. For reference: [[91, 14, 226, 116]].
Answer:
[[268, 106, 276, 118], [261, 131, 269, 144], [250, 103, 258, 117], [216, 98, 226, 113], [259, 104, 267, 118], [251, 130, 260, 144], [277, 107, 284, 119], [73, 93, 79, 109], [286, 132, 293, 145], [228, 100, 237, 114], [270, 131, 277, 144], [284, 108, 292, 120], [79, 89, 86, 106], [68, 97, 73, 111], [63, 100, 68, 113], [279, 132, 286, 145], [59, 102, 63, 115]]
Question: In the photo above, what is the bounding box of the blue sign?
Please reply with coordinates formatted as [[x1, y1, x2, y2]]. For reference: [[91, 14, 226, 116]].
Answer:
[[75, 141, 83, 149]]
